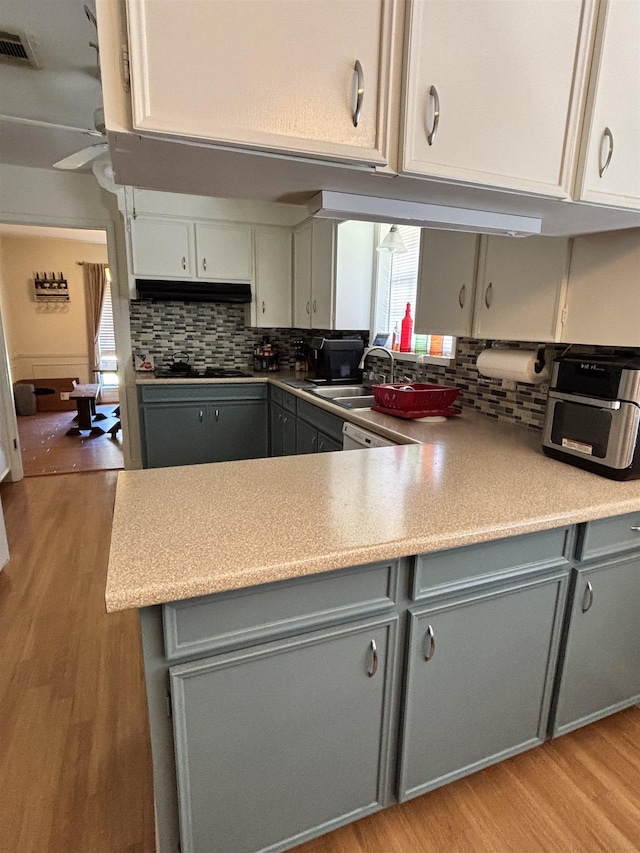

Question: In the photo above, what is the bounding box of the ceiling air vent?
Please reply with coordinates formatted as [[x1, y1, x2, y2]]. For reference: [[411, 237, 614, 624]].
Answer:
[[0, 29, 38, 68]]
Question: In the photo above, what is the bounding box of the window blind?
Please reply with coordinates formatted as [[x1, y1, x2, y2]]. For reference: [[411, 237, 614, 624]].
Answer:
[[98, 278, 117, 371]]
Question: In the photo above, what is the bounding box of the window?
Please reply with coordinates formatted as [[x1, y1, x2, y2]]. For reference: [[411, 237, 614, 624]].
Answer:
[[374, 225, 455, 358], [98, 269, 117, 387]]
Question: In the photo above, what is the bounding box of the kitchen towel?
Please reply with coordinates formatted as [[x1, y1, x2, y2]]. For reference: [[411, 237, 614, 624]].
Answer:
[[476, 348, 549, 386]]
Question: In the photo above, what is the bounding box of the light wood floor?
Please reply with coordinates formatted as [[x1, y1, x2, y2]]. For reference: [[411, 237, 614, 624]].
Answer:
[[17, 405, 124, 477], [1, 472, 639, 853]]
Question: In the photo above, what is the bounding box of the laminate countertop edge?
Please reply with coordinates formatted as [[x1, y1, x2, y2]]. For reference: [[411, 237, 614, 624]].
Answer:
[[106, 406, 640, 612]]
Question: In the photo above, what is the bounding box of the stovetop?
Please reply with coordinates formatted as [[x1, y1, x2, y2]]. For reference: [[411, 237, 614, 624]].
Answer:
[[155, 367, 253, 379]]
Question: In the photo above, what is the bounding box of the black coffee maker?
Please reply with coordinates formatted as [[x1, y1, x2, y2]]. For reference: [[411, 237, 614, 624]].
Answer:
[[311, 337, 365, 383]]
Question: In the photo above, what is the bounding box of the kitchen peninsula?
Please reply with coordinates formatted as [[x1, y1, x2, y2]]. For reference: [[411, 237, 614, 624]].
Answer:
[[107, 392, 640, 853]]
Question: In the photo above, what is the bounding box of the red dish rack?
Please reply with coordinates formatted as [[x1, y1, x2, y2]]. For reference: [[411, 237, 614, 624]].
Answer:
[[371, 383, 460, 412]]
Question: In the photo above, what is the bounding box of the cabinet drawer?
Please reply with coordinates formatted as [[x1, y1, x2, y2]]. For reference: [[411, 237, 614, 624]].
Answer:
[[577, 512, 640, 562], [270, 385, 284, 406], [413, 527, 572, 600], [297, 398, 345, 443], [140, 382, 267, 403], [163, 560, 399, 660]]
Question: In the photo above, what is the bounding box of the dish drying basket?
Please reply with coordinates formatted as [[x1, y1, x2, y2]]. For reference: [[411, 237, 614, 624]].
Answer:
[[372, 383, 460, 412]]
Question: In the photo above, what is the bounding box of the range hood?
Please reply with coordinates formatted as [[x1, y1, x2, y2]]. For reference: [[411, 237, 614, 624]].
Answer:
[[136, 279, 252, 304], [308, 191, 542, 236]]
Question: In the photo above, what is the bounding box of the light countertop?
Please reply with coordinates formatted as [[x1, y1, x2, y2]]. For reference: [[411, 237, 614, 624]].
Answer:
[[106, 404, 640, 612]]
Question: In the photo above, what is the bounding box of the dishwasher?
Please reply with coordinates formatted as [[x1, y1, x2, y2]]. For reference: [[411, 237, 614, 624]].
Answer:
[[342, 422, 399, 450]]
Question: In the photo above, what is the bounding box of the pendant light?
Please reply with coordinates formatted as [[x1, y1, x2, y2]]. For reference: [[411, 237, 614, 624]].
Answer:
[[377, 224, 407, 254]]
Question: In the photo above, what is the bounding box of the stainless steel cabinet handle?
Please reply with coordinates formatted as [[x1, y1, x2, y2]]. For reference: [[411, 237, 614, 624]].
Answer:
[[306, 300, 310, 315], [278, 412, 283, 423], [318, 440, 325, 452], [202, 257, 207, 272], [367, 639, 378, 677], [181, 256, 186, 270], [352, 59, 364, 127], [214, 409, 219, 422], [311, 434, 317, 449], [424, 625, 435, 661], [458, 284, 466, 309], [283, 416, 288, 425], [484, 282, 493, 309], [427, 85, 440, 146], [312, 299, 317, 314], [630, 526, 640, 532], [261, 301, 266, 314], [582, 581, 593, 613], [199, 409, 204, 422], [599, 127, 614, 178]]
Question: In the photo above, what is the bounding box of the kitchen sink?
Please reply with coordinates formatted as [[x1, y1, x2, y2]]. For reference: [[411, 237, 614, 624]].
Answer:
[[335, 396, 376, 409], [311, 385, 370, 399]]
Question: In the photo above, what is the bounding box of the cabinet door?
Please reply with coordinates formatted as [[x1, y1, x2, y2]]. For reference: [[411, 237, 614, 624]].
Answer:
[[169, 617, 396, 853], [318, 432, 342, 453], [296, 418, 318, 454], [576, 0, 640, 208], [269, 403, 284, 457], [399, 575, 566, 802], [142, 404, 209, 468], [252, 228, 292, 328], [194, 223, 253, 282], [401, 0, 589, 197], [130, 218, 193, 278], [211, 400, 268, 462], [293, 223, 313, 328], [562, 228, 640, 347], [334, 221, 376, 330], [552, 557, 640, 736], [282, 411, 297, 456], [311, 219, 335, 328], [127, 0, 394, 166], [415, 230, 478, 336], [472, 236, 569, 342]]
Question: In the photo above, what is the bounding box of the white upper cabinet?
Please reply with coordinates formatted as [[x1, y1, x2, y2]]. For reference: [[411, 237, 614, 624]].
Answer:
[[400, 0, 593, 197], [415, 230, 479, 336], [250, 228, 292, 329], [126, 0, 397, 166], [473, 236, 570, 342], [293, 220, 375, 330], [562, 228, 640, 346], [574, 0, 640, 209], [130, 217, 193, 278], [194, 224, 253, 283]]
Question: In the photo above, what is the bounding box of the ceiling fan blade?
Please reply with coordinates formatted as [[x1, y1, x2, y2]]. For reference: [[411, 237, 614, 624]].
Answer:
[[53, 142, 108, 171]]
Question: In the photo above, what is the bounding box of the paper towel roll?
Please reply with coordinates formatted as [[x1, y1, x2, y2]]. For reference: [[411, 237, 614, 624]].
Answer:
[[476, 348, 549, 385]]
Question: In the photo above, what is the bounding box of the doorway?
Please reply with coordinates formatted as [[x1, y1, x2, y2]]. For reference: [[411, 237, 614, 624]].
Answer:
[[0, 223, 124, 476]]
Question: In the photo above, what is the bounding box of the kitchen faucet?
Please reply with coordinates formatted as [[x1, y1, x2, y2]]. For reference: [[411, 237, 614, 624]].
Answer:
[[359, 346, 396, 387]]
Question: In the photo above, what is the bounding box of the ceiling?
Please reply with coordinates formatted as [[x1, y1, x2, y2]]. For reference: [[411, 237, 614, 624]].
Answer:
[[0, 0, 102, 170]]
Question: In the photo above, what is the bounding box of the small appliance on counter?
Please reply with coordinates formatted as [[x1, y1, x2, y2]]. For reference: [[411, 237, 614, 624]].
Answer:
[[542, 354, 640, 480], [311, 337, 364, 384]]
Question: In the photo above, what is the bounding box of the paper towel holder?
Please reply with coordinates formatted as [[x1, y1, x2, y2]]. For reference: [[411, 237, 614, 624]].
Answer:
[[482, 342, 548, 391]]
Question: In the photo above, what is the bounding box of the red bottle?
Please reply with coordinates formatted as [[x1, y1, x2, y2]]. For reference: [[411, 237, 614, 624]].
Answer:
[[400, 303, 413, 353]]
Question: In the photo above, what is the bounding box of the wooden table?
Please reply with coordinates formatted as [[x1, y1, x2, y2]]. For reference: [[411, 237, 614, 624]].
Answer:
[[66, 384, 119, 437]]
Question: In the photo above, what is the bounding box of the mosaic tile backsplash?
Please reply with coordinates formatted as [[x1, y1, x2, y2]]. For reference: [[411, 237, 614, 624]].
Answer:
[[129, 300, 639, 431]]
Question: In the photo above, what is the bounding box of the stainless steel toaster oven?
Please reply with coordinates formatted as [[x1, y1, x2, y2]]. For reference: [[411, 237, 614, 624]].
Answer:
[[542, 355, 640, 480]]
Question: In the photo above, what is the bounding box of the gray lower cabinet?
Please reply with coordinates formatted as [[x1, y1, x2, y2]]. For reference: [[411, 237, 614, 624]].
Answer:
[[296, 399, 344, 455], [169, 615, 397, 853], [551, 554, 640, 736], [399, 571, 568, 802], [140, 384, 268, 468], [270, 403, 296, 457]]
